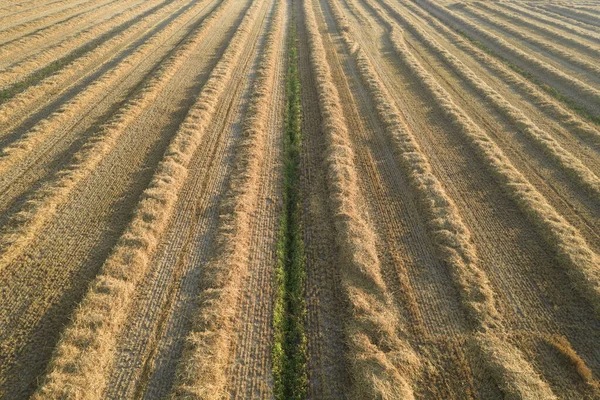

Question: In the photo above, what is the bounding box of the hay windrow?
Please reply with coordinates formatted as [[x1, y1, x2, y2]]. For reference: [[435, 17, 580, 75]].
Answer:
[[303, 0, 420, 397], [329, 0, 555, 398], [0, 0, 230, 274], [30, 0, 267, 396], [171, 0, 285, 397], [391, 0, 600, 328]]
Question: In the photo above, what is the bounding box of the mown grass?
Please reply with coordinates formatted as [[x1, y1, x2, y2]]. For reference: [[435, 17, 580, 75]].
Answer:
[[0, 0, 169, 104], [272, 6, 308, 399], [455, 29, 600, 125]]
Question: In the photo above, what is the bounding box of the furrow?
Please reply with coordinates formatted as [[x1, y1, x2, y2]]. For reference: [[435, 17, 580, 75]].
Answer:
[[226, 0, 287, 397], [541, 4, 600, 28], [397, 0, 600, 153], [457, 4, 600, 82], [375, 1, 600, 207], [0, 0, 167, 89], [295, 0, 350, 393], [160, 1, 279, 397], [0, 0, 127, 63], [0, 0, 104, 40], [123, 2, 267, 393], [474, 2, 600, 56], [0, 0, 194, 133], [103, 0, 278, 397], [497, 2, 600, 44]]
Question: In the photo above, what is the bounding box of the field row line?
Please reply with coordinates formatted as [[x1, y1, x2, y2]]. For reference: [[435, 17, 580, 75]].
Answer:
[[416, 0, 600, 116], [398, 0, 600, 327], [335, 0, 498, 334], [332, 0, 557, 397], [0, 0, 193, 134], [303, 0, 422, 397], [459, 4, 600, 78], [474, 2, 600, 55], [0, 0, 106, 40], [498, 2, 600, 44], [272, 4, 308, 399], [0, 0, 169, 88], [540, 3, 600, 28], [0, 0, 218, 202], [398, 0, 600, 151], [376, 0, 600, 208], [520, 2, 600, 34], [0, 0, 225, 287], [170, 0, 283, 397], [30, 0, 263, 396], [0, 0, 124, 56]]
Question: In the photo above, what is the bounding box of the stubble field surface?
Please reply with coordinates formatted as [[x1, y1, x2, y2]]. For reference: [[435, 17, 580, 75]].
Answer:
[[0, 0, 599, 398]]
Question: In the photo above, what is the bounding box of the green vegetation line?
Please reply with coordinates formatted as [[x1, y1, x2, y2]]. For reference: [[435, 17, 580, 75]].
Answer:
[[272, 5, 308, 400]]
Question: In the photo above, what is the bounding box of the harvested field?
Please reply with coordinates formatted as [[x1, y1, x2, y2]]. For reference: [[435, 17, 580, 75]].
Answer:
[[0, 0, 599, 398]]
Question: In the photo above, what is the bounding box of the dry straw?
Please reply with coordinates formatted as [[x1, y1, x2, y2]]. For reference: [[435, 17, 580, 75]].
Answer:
[[0, 0, 228, 274], [172, 0, 284, 397], [416, 0, 600, 110], [31, 0, 253, 396], [401, 0, 600, 150], [461, 4, 600, 75], [379, 0, 600, 203], [0, 0, 192, 129], [304, 0, 421, 397], [329, 0, 555, 397], [354, 0, 596, 329], [542, 4, 600, 28], [408, 0, 600, 317], [0, 0, 103, 36], [497, 2, 600, 44], [474, 2, 600, 55], [0, 0, 125, 72]]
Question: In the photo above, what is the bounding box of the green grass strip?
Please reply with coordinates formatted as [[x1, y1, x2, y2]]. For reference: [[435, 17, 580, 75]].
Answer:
[[272, 5, 308, 400], [455, 29, 600, 125]]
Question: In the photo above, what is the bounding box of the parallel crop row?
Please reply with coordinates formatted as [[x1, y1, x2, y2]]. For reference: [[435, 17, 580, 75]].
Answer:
[[399, 0, 600, 149], [338, 0, 557, 397], [542, 4, 600, 28], [0, 0, 124, 63], [26, 1, 247, 396], [0, 0, 189, 130], [303, 0, 420, 397], [460, 4, 600, 76], [0, 0, 159, 89], [387, 0, 600, 328], [168, 0, 284, 398], [0, 0, 106, 42], [415, 0, 600, 115], [474, 2, 600, 56], [0, 0, 230, 274], [522, 2, 600, 33], [499, 2, 600, 44], [376, 0, 600, 204]]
